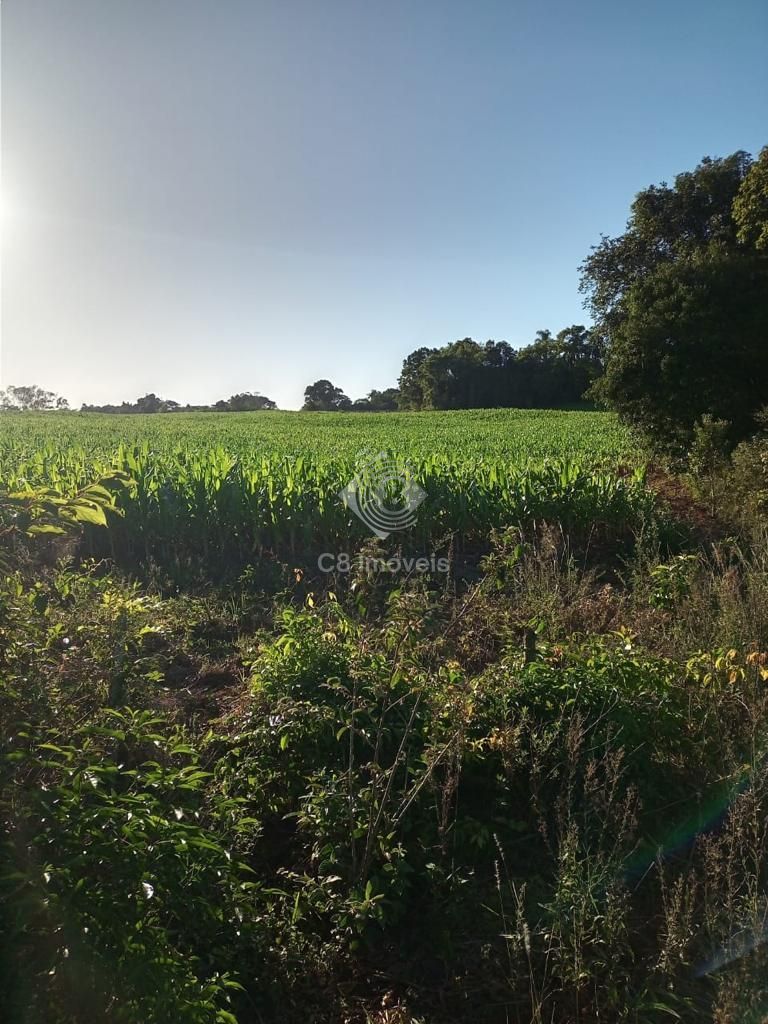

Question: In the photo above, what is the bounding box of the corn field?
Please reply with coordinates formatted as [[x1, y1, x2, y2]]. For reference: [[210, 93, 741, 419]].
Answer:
[[0, 409, 651, 577]]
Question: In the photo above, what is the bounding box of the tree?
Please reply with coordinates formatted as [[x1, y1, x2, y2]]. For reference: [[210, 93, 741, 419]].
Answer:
[[224, 392, 276, 411], [580, 150, 768, 452], [302, 380, 352, 412], [396, 332, 600, 412], [367, 387, 400, 411], [581, 152, 752, 349], [734, 145, 768, 252], [350, 388, 400, 412], [590, 253, 768, 451], [0, 385, 69, 411], [554, 325, 603, 368], [81, 393, 181, 413], [515, 326, 603, 408], [397, 348, 437, 410], [134, 393, 179, 414], [418, 339, 485, 410]]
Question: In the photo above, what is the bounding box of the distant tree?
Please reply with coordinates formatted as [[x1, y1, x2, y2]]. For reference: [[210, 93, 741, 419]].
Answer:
[[302, 380, 352, 411], [372, 388, 400, 411], [224, 392, 277, 411], [397, 348, 438, 410], [515, 326, 603, 407], [396, 331, 601, 412], [554, 324, 604, 367], [350, 388, 400, 412], [418, 338, 485, 409], [482, 340, 515, 368], [581, 150, 768, 452], [0, 385, 69, 411], [134, 393, 179, 414], [81, 393, 180, 413]]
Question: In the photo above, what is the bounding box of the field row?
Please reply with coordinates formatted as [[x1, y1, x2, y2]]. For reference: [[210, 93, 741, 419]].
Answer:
[[0, 408, 638, 464]]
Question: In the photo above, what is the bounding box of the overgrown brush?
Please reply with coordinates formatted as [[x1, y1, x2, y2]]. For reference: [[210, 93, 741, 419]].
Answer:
[[5, 414, 768, 1022]]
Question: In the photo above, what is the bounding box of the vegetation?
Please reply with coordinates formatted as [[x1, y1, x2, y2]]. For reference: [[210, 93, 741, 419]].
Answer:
[[0, 407, 636, 463], [396, 327, 603, 411], [302, 379, 354, 412], [2, 405, 768, 1024], [80, 391, 277, 414], [2, 147, 768, 1023], [581, 149, 768, 455], [0, 410, 646, 587], [0, 385, 69, 412]]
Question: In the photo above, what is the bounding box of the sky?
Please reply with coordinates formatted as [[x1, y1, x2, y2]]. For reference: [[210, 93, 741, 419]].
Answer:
[[1, 0, 766, 410]]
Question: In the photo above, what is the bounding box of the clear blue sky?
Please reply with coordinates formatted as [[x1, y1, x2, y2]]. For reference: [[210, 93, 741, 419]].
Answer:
[[2, 0, 766, 409]]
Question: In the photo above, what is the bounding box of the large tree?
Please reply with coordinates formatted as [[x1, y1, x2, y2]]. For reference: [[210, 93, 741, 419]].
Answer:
[[0, 385, 69, 411], [580, 150, 768, 452], [301, 379, 352, 412], [397, 347, 437, 410]]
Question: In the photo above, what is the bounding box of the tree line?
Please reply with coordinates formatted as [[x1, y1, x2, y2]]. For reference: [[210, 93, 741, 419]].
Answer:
[[78, 392, 277, 414], [305, 143, 768, 455], [300, 326, 602, 412], [2, 323, 602, 416], [0, 387, 279, 414]]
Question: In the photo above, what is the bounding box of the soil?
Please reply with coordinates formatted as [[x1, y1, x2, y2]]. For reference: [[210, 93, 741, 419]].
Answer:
[[646, 466, 727, 545]]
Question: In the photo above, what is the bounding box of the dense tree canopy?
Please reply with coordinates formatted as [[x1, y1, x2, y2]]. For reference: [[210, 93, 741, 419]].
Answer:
[[302, 380, 352, 412], [350, 388, 401, 412], [217, 392, 277, 412], [581, 149, 768, 452], [396, 329, 603, 411]]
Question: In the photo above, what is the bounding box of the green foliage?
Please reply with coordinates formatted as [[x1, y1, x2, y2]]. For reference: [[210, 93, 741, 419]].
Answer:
[[4, 406, 768, 1023], [397, 328, 602, 411], [581, 149, 768, 453], [1, 473, 132, 536], [216, 392, 276, 412], [729, 433, 768, 523], [734, 144, 768, 251], [647, 554, 700, 610], [590, 253, 768, 453], [82, 392, 277, 414], [0, 411, 649, 580], [0, 384, 69, 411], [301, 379, 352, 411], [689, 415, 732, 513], [349, 387, 400, 412], [2, 710, 255, 1023]]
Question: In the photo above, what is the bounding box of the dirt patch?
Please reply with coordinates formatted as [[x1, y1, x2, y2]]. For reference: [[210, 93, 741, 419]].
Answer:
[[156, 657, 245, 722], [646, 466, 727, 544]]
